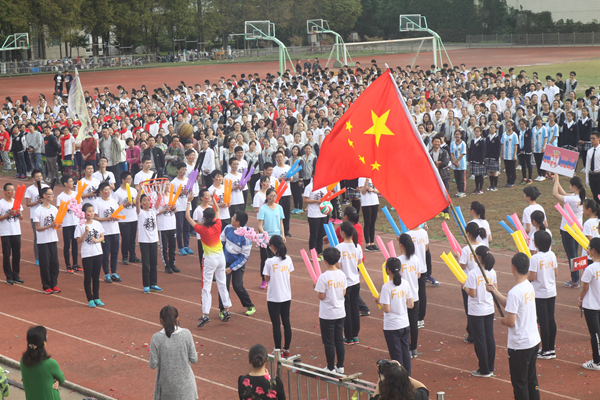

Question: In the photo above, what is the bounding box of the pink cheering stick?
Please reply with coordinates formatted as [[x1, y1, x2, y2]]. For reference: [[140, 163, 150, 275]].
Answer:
[[554, 203, 574, 226], [441, 221, 462, 256], [510, 213, 530, 244], [387, 240, 396, 258], [564, 202, 583, 230], [376, 235, 390, 259], [300, 249, 318, 283], [310, 248, 322, 277]]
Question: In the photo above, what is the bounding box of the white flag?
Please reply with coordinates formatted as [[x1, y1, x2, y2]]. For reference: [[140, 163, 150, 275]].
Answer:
[[68, 68, 92, 140]]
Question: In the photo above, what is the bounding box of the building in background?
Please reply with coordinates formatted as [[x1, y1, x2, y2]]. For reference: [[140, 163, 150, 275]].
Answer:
[[506, 0, 600, 23]]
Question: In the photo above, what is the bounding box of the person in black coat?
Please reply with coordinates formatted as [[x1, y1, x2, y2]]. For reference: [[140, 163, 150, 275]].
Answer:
[[559, 111, 579, 151], [485, 124, 502, 191], [143, 137, 165, 176], [469, 127, 487, 194], [53, 71, 63, 95], [517, 118, 533, 184], [430, 135, 451, 212]]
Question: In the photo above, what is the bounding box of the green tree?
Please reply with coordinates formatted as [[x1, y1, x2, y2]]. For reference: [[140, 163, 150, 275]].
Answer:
[[80, 0, 114, 56], [319, 0, 362, 34]]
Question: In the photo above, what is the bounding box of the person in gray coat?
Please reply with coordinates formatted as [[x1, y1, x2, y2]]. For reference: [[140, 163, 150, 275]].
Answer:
[[430, 135, 451, 216], [149, 306, 198, 400]]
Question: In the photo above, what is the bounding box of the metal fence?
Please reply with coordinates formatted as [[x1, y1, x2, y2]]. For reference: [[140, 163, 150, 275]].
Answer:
[[465, 32, 600, 47]]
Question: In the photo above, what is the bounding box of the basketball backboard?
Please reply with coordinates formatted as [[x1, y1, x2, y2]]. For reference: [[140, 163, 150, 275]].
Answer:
[[306, 19, 328, 34], [245, 21, 275, 40], [399, 15, 428, 31]]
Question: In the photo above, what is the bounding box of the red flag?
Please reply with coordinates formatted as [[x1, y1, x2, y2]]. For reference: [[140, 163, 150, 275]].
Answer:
[[313, 70, 450, 229]]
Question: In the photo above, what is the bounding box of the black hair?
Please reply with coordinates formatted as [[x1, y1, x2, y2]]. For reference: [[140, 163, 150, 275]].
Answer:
[[211, 169, 223, 179], [82, 202, 94, 213], [248, 344, 268, 369], [40, 187, 52, 197], [234, 210, 248, 227], [523, 186, 540, 201], [266, 188, 276, 199], [386, 257, 402, 286], [323, 246, 341, 266], [184, 149, 195, 156], [475, 246, 495, 271], [176, 162, 187, 170], [530, 210, 546, 231], [120, 170, 132, 180], [379, 363, 414, 400], [589, 237, 600, 255], [141, 155, 152, 163], [343, 206, 359, 224], [466, 221, 486, 240], [340, 221, 358, 247], [569, 176, 586, 205], [198, 188, 209, 199], [583, 198, 600, 218], [22, 326, 50, 368], [228, 157, 238, 166], [262, 162, 273, 170], [3, 182, 14, 190], [60, 174, 74, 185], [97, 181, 111, 195], [159, 305, 179, 338], [469, 201, 486, 219], [202, 207, 216, 227], [398, 233, 415, 258], [512, 252, 530, 275], [259, 175, 270, 187], [31, 169, 42, 178], [269, 235, 287, 260], [533, 230, 552, 253]]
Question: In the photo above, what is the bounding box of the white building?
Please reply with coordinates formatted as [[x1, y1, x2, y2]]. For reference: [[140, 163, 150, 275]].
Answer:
[[506, 0, 600, 23]]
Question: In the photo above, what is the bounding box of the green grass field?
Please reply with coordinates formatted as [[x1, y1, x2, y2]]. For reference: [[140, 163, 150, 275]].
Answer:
[[514, 60, 600, 92]]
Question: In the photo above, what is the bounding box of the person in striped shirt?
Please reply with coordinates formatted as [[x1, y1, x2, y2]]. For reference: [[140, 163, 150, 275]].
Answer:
[[501, 120, 519, 188], [532, 116, 548, 181], [450, 130, 467, 198]]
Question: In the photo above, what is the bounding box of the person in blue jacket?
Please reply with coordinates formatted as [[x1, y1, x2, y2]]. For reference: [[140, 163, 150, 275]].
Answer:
[[218, 209, 256, 316]]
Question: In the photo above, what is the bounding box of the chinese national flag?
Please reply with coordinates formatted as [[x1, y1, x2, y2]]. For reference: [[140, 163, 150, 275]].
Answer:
[[313, 70, 450, 229]]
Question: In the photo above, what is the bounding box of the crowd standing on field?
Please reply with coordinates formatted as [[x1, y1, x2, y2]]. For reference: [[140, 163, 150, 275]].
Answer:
[[3, 59, 600, 400]]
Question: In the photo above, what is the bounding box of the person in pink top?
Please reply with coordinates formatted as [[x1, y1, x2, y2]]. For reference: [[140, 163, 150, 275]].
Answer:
[[126, 138, 141, 176]]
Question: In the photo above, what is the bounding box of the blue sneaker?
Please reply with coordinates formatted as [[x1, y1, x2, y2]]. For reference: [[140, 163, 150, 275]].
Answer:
[[94, 299, 105, 307], [36, 259, 39, 266], [184, 247, 194, 255], [88, 300, 96, 308], [179, 249, 187, 256], [104, 274, 112, 283], [111, 273, 122, 282], [150, 285, 163, 292], [143, 287, 150, 294]]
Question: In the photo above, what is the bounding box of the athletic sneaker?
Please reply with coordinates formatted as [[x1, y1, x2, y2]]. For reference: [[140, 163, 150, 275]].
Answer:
[[94, 299, 105, 307], [372, 245, 381, 252], [197, 315, 210, 327], [143, 287, 150, 294], [471, 370, 492, 378], [5, 279, 13, 285], [184, 247, 194, 255], [122, 257, 129, 265], [179, 249, 187, 256], [469, 175, 475, 180], [13, 277, 24, 284], [88, 300, 96, 308], [104, 274, 113, 283], [457, 192, 466, 198], [364, 245, 375, 252], [426, 276, 440, 286], [130, 256, 141, 263], [344, 337, 354, 345], [74, 265, 82, 272], [67, 268, 74, 274], [52, 286, 61, 293], [245, 306, 256, 316], [282, 350, 291, 358], [538, 176, 546, 182], [150, 285, 163, 292], [171, 266, 181, 273], [220, 310, 231, 322], [490, 186, 498, 191], [582, 360, 600, 370], [564, 280, 580, 288], [353, 337, 359, 344], [359, 310, 370, 317], [44, 288, 53, 294], [219, 311, 224, 320], [335, 367, 345, 374], [537, 350, 556, 359], [418, 320, 425, 329], [260, 281, 268, 289], [410, 350, 418, 359], [111, 273, 122, 282]]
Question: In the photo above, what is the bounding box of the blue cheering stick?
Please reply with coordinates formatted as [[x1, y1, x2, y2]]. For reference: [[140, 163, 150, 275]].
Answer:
[[324, 223, 339, 246], [499, 220, 514, 234], [328, 222, 339, 246], [397, 215, 408, 234], [382, 206, 402, 236], [451, 206, 466, 238], [284, 159, 302, 179], [506, 214, 519, 230]]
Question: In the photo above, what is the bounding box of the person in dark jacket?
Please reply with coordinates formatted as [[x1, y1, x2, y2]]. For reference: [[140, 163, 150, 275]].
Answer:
[[142, 136, 165, 175], [469, 127, 487, 194], [485, 124, 502, 191], [517, 118, 533, 184], [43, 126, 59, 183], [430, 135, 450, 215], [559, 111, 579, 151]]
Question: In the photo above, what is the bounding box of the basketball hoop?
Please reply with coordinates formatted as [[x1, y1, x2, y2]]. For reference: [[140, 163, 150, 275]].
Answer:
[[308, 31, 319, 44], [139, 178, 170, 209]]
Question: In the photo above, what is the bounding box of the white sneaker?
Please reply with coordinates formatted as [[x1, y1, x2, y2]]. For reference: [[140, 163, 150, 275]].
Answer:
[[418, 320, 425, 329], [469, 175, 475, 180], [582, 360, 600, 370], [457, 192, 466, 198], [537, 350, 556, 359], [581, 168, 587, 173], [335, 366, 345, 374], [534, 176, 541, 181], [471, 370, 493, 378], [538, 176, 545, 181], [516, 165, 522, 170]]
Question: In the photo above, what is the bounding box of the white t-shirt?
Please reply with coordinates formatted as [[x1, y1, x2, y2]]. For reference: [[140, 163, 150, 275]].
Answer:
[[528, 251, 557, 299], [234, 158, 249, 190], [581, 261, 600, 310], [263, 255, 294, 303], [398, 254, 422, 302], [24, 183, 48, 219], [224, 173, 244, 205], [582, 217, 600, 256], [134, 170, 154, 187], [56, 191, 78, 227], [193, 205, 207, 239], [407, 229, 428, 272], [379, 279, 413, 330], [33, 205, 59, 244], [137, 209, 159, 243], [0, 199, 22, 235], [530, 228, 552, 252], [505, 280, 541, 350], [464, 268, 497, 316], [357, 178, 379, 206], [253, 191, 266, 210], [62, 135, 75, 156], [170, 177, 189, 212], [315, 269, 347, 320], [208, 185, 230, 220], [471, 218, 491, 247], [459, 243, 483, 274], [92, 170, 115, 188], [113, 187, 138, 222], [560, 195, 583, 232], [94, 197, 121, 235], [336, 242, 362, 286], [78, 177, 100, 209], [522, 204, 545, 230], [272, 165, 291, 197], [156, 207, 176, 231], [254, 176, 275, 192], [74, 221, 104, 258], [303, 182, 328, 219]]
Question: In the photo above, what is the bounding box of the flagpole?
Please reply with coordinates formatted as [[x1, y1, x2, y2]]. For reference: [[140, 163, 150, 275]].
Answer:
[[449, 203, 505, 318]]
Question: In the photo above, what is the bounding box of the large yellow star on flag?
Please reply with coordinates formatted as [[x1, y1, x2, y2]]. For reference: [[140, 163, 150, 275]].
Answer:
[[364, 110, 394, 146]]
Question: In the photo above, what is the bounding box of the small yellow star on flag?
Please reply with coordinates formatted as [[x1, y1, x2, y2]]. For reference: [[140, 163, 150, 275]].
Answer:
[[358, 155, 365, 164], [346, 120, 353, 133], [371, 161, 381, 170], [364, 110, 394, 146], [348, 139, 354, 147]]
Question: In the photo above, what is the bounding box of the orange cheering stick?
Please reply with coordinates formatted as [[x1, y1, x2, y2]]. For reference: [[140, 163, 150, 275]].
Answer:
[[275, 181, 288, 203], [223, 179, 232, 204], [321, 187, 346, 203], [274, 179, 279, 191], [110, 204, 126, 220], [168, 184, 175, 205], [168, 184, 183, 207], [54, 201, 68, 229], [75, 183, 88, 203], [212, 194, 219, 211], [12, 184, 26, 211]]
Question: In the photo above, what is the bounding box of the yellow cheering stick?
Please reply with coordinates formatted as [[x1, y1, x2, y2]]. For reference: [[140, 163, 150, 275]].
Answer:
[[571, 224, 589, 247], [381, 261, 389, 284], [564, 224, 589, 249], [440, 253, 466, 284], [126, 183, 132, 203], [511, 231, 531, 258], [357, 263, 381, 309], [446, 252, 467, 281]]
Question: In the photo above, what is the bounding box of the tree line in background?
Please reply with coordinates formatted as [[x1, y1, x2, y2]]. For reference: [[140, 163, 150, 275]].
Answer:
[[0, 0, 598, 59]]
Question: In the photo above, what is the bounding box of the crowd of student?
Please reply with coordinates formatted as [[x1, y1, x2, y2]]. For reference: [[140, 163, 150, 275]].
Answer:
[[2, 60, 600, 400]]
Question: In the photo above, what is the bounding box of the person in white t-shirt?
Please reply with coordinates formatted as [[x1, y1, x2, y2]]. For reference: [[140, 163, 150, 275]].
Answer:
[[406, 225, 430, 329], [579, 237, 600, 371], [134, 156, 154, 191], [79, 162, 101, 211], [172, 163, 194, 256], [486, 253, 541, 399], [522, 186, 546, 241], [34, 187, 62, 294], [208, 170, 231, 229], [56, 175, 80, 273], [377, 257, 414, 375], [581, 200, 600, 257], [303, 179, 328, 257], [136, 189, 162, 294], [468, 201, 492, 247], [252, 175, 270, 213], [156, 183, 179, 274], [358, 177, 379, 251], [92, 157, 116, 191], [263, 235, 294, 357], [463, 246, 497, 378], [315, 247, 347, 374], [94, 182, 122, 283], [397, 233, 422, 359], [272, 151, 292, 237], [75, 203, 105, 308], [528, 230, 558, 360], [336, 222, 363, 345], [529, 210, 552, 254], [24, 169, 48, 264], [224, 157, 245, 216], [0, 183, 24, 284], [113, 171, 141, 264]]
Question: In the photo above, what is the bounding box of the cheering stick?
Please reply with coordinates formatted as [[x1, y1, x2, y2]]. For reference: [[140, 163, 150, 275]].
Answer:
[[381, 261, 389, 283], [275, 181, 288, 203], [441, 221, 462, 256], [223, 179, 232, 204], [554, 203, 575, 226], [310, 248, 322, 276], [212, 194, 219, 211], [450, 204, 504, 317], [284, 159, 301, 179], [37, 179, 42, 196], [12, 185, 25, 211], [327, 222, 338, 246], [326, 182, 338, 192], [440, 252, 467, 283], [323, 223, 339, 247], [387, 241, 396, 258], [275, 179, 279, 191], [499, 220, 514, 234], [126, 183, 132, 203], [564, 203, 583, 230], [109, 204, 126, 220], [571, 224, 589, 245], [168, 184, 175, 206], [376, 235, 390, 259], [446, 252, 467, 281], [168, 184, 183, 207], [509, 213, 529, 244], [75, 183, 88, 204], [321, 188, 346, 203], [382, 206, 401, 236], [54, 201, 68, 229], [564, 224, 589, 249], [300, 249, 318, 283], [357, 263, 381, 309], [239, 166, 255, 187]]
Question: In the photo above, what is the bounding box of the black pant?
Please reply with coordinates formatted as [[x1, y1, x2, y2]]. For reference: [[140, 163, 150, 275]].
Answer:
[[504, 159, 517, 185], [160, 229, 176, 270], [197, 238, 205, 268], [82, 255, 102, 301], [259, 245, 274, 281], [453, 170, 465, 193], [468, 313, 495, 375], [175, 212, 190, 249], [533, 152, 545, 177], [441, 178, 450, 212], [101, 233, 119, 275], [462, 289, 473, 340], [418, 275, 427, 321], [307, 216, 327, 254], [203, 174, 213, 190], [62, 225, 78, 267], [408, 300, 419, 350], [344, 283, 361, 339], [383, 327, 411, 375], [242, 190, 248, 209], [119, 221, 138, 259], [108, 165, 121, 187], [351, 200, 361, 216], [590, 173, 600, 205], [425, 249, 432, 277], [279, 195, 291, 235], [320, 317, 345, 370], [248, 174, 259, 200], [218, 265, 254, 311], [1, 235, 21, 280], [584, 308, 600, 364], [536, 297, 557, 353], [130, 163, 140, 178], [228, 204, 245, 218], [290, 181, 303, 209], [38, 242, 59, 290], [140, 242, 158, 287], [267, 300, 292, 350], [518, 153, 532, 180], [508, 344, 540, 400], [358, 294, 370, 313], [362, 204, 379, 243]]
